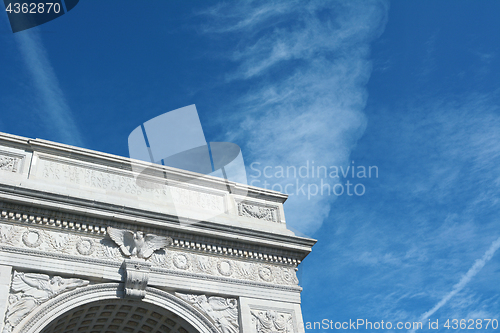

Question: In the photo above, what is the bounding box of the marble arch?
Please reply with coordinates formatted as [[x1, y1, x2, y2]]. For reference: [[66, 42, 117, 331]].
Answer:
[[0, 132, 315, 333]]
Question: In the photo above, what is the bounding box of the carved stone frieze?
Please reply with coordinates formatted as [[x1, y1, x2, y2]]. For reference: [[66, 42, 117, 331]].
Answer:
[[0, 156, 19, 173], [238, 203, 279, 223], [251, 309, 295, 333], [156, 249, 299, 286], [150, 249, 171, 268], [2, 271, 89, 333], [0, 223, 100, 258], [48, 233, 75, 253], [0, 224, 22, 246], [0, 223, 299, 288], [98, 237, 123, 260], [0, 222, 299, 287], [236, 261, 256, 280], [176, 292, 239, 333]]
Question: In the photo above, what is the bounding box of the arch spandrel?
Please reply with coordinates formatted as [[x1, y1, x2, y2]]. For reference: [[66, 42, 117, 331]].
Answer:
[[13, 284, 219, 333]]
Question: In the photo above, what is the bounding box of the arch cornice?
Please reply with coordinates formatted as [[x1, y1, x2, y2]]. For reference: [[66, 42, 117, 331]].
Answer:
[[14, 283, 220, 333]]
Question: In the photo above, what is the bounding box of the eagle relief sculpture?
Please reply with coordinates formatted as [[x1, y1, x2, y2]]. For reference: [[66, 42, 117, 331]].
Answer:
[[106, 227, 172, 260]]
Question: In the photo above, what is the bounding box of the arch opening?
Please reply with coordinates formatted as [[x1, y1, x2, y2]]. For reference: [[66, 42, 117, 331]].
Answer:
[[39, 298, 200, 333]]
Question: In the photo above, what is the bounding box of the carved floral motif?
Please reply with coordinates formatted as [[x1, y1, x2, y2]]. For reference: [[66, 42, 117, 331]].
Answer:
[[0, 225, 22, 246], [196, 255, 213, 273], [151, 249, 170, 268], [258, 266, 273, 282], [97, 237, 122, 260], [281, 267, 295, 284], [237, 262, 256, 280], [48, 233, 74, 253]]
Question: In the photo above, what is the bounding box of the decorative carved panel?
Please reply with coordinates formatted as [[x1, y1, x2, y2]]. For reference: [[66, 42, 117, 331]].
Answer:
[[176, 292, 239, 333], [251, 309, 296, 333], [238, 203, 279, 223], [0, 156, 19, 173]]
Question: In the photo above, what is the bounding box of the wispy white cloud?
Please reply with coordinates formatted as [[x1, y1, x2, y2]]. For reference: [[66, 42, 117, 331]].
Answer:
[[202, 1, 500, 322], [14, 31, 84, 146], [299, 92, 500, 324], [200, 1, 294, 34], [200, 1, 500, 327], [203, 0, 389, 234]]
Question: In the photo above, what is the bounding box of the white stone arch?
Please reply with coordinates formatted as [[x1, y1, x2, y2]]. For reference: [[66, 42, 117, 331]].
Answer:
[[13, 283, 220, 333]]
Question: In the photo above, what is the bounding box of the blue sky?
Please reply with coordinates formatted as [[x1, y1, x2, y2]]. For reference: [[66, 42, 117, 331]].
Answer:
[[1, 1, 500, 331]]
